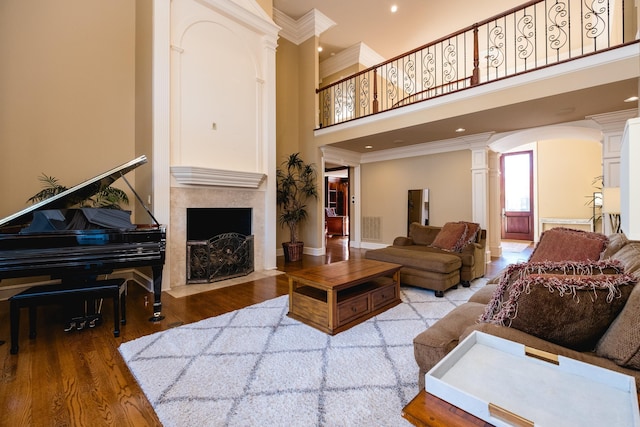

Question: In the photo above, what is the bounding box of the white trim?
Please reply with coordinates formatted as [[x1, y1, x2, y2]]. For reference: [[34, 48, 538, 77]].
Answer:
[[273, 8, 335, 45], [319, 42, 385, 80], [171, 166, 266, 188]]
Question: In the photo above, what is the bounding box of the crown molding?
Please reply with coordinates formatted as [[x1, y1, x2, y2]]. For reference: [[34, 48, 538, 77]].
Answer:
[[273, 8, 335, 45], [587, 108, 639, 133], [320, 42, 385, 80], [359, 132, 495, 164], [171, 166, 266, 188], [195, 0, 281, 37], [321, 146, 363, 166]]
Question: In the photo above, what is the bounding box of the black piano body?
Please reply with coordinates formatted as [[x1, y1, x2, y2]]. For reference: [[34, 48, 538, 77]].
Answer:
[[0, 156, 166, 322]]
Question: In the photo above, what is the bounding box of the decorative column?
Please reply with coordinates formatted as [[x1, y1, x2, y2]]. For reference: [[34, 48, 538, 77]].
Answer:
[[621, 118, 640, 239], [588, 109, 637, 235], [487, 150, 502, 258], [471, 146, 490, 267]]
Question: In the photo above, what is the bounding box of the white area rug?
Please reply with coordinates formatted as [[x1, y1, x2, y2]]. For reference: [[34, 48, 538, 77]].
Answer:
[[119, 279, 487, 427]]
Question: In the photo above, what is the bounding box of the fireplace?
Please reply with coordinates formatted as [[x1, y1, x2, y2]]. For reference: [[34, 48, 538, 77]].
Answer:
[[186, 208, 254, 283]]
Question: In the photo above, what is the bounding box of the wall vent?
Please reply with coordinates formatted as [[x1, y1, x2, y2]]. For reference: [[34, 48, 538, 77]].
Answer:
[[362, 216, 382, 241]]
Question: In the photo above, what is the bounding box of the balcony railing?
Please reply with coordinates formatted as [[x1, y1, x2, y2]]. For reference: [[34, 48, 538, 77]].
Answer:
[[317, 0, 636, 128]]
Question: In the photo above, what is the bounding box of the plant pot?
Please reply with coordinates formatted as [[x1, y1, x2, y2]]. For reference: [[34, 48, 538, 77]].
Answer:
[[282, 241, 304, 262]]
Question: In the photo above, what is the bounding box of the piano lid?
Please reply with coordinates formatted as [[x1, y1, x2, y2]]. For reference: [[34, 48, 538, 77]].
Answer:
[[0, 155, 148, 229]]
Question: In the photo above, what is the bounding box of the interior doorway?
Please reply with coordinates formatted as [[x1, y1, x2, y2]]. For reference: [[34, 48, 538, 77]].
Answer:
[[324, 166, 350, 240], [500, 150, 534, 241]]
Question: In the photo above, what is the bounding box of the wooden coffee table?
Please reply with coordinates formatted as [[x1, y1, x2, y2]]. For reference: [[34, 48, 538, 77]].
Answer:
[[403, 389, 640, 427], [287, 259, 402, 334], [402, 390, 493, 427]]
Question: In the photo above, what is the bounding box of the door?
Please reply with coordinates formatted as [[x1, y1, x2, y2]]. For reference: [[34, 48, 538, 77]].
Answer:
[[501, 151, 534, 241]]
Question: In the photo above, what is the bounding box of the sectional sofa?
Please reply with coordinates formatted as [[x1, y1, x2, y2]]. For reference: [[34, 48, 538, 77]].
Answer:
[[365, 222, 486, 297], [413, 228, 640, 391]]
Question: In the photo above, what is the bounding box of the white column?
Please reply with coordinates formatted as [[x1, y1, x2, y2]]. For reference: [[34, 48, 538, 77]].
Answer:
[[487, 150, 502, 258], [153, 0, 171, 290], [471, 147, 491, 266], [621, 117, 640, 239], [471, 147, 489, 229]]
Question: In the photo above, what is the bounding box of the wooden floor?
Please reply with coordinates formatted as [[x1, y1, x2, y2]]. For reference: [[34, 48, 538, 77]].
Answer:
[[0, 237, 531, 426]]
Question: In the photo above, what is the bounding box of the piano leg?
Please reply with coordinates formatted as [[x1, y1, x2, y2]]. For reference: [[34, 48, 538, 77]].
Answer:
[[149, 265, 164, 322]]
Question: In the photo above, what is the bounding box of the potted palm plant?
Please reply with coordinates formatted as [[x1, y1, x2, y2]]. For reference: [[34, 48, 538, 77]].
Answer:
[[276, 152, 318, 262]]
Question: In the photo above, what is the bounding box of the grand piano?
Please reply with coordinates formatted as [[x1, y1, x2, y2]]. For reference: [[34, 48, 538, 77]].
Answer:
[[0, 155, 166, 323]]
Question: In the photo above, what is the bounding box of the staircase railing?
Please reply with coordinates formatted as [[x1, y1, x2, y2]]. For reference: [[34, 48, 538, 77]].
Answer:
[[316, 0, 635, 129]]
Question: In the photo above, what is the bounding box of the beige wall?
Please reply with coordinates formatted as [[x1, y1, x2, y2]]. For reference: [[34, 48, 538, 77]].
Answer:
[[537, 139, 603, 231], [276, 35, 324, 250], [361, 150, 473, 243], [0, 0, 137, 219], [135, 0, 154, 225], [360, 137, 604, 245]]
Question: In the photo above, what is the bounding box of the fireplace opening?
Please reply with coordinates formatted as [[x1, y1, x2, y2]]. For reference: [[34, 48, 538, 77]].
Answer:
[[186, 208, 254, 284]]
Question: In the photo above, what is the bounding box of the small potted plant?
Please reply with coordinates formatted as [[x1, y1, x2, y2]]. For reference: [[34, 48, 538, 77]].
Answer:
[[276, 152, 318, 262]]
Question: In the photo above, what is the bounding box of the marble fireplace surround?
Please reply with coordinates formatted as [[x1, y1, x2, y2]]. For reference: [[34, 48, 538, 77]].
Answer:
[[169, 167, 268, 293]]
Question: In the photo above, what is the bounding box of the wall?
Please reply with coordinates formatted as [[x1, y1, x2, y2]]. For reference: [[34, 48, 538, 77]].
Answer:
[[275, 35, 323, 252], [0, 0, 137, 219], [537, 138, 604, 230], [135, 0, 154, 225], [360, 150, 472, 244]]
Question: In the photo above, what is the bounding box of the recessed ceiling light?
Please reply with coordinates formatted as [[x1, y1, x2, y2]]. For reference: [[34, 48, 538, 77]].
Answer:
[[455, 128, 466, 133], [390, 5, 398, 13], [624, 96, 639, 102], [317, 46, 323, 52], [365, 145, 373, 149]]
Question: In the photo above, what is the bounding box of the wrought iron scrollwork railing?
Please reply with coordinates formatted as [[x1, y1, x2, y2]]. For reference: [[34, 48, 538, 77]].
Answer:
[[317, 0, 634, 128]]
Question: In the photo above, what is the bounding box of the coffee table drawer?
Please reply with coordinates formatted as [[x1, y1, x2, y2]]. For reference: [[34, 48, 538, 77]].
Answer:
[[337, 294, 370, 325], [372, 283, 397, 309]]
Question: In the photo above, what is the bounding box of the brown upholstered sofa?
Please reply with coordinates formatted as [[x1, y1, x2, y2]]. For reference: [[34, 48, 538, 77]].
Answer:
[[413, 230, 640, 391], [365, 222, 486, 297]]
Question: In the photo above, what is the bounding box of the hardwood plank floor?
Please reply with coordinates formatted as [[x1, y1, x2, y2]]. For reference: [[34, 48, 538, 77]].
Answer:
[[0, 237, 531, 426]]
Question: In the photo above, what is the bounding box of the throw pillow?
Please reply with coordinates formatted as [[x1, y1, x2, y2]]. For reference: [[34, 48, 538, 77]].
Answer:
[[596, 282, 640, 369], [459, 221, 481, 247], [528, 227, 608, 263], [480, 260, 636, 351], [430, 222, 468, 252], [409, 223, 440, 246]]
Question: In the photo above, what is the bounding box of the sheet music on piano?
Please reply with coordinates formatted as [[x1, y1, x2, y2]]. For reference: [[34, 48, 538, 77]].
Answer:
[[0, 155, 166, 323]]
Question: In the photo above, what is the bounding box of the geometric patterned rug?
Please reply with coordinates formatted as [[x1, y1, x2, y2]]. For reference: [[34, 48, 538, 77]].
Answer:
[[119, 279, 487, 427]]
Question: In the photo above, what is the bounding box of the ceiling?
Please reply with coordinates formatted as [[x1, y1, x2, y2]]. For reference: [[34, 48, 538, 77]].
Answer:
[[273, 1, 639, 156], [272, 0, 527, 62]]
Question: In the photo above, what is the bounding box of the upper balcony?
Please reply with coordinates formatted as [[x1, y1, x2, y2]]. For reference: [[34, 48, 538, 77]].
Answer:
[[315, 0, 639, 153]]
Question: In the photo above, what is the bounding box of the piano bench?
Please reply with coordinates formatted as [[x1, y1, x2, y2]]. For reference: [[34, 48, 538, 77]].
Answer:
[[9, 278, 127, 355]]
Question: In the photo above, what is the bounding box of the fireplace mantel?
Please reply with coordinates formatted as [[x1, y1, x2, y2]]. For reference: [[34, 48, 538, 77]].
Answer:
[[171, 166, 266, 188]]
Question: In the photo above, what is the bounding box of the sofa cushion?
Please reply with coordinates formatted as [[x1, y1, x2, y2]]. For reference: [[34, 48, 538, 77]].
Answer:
[[610, 241, 640, 279], [480, 260, 636, 351], [596, 278, 640, 369], [468, 284, 498, 304], [431, 222, 468, 252], [409, 223, 440, 246], [528, 227, 608, 262], [365, 246, 461, 273], [601, 233, 628, 259]]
